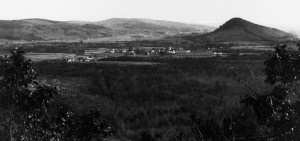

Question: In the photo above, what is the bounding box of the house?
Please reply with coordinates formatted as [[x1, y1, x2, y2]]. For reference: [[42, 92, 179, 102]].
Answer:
[[145, 51, 150, 55], [122, 49, 127, 53], [126, 50, 136, 55], [167, 46, 173, 51], [111, 49, 116, 53], [166, 50, 175, 54], [150, 49, 156, 55], [214, 52, 222, 55], [165, 46, 176, 54], [67, 58, 75, 62], [85, 56, 95, 62]]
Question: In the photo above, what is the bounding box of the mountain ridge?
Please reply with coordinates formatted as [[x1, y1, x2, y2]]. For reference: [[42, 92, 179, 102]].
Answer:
[[0, 18, 215, 41], [184, 17, 298, 42], [0, 18, 112, 41]]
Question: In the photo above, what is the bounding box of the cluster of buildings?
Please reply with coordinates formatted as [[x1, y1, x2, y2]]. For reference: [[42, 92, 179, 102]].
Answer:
[[67, 56, 97, 62], [66, 47, 191, 62], [109, 47, 190, 56]]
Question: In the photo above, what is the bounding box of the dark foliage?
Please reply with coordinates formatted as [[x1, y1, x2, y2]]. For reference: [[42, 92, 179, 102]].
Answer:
[[0, 48, 113, 140], [31, 54, 266, 140], [191, 44, 299, 141], [140, 130, 156, 141], [13, 43, 297, 140], [264, 44, 298, 85]]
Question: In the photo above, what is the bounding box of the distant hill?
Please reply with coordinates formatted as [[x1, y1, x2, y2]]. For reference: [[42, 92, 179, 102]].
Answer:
[[0, 19, 112, 41], [0, 18, 215, 41], [92, 18, 215, 35], [183, 18, 298, 42]]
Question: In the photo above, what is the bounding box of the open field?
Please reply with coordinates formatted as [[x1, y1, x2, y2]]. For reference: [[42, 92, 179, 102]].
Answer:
[[231, 44, 299, 51], [18, 50, 216, 63], [231, 45, 274, 50], [173, 51, 215, 58], [24, 53, 76, 61], [21, 49, 259, 62], [92, 61, 159, 65]]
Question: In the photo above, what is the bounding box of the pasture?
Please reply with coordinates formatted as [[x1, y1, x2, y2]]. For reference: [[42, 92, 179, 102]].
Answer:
[[24, 53, 76, 61]]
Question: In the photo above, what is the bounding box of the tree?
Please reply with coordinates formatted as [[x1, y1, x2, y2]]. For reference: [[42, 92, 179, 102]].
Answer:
[[0, 48, 113, 140], [191, 44, 299, 140], [239, 44, 299, 140]]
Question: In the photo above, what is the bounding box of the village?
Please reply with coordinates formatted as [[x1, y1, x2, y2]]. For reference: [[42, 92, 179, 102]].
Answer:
[[67, 46, 192, 62], [0, 46, 258, 62]]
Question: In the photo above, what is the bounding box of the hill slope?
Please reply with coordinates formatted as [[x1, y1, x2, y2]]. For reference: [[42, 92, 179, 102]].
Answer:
[[94, 18, 215, 35], [0, 19, 112, 41], [183, 18, 298, 42], [0, 18, 215, 41]]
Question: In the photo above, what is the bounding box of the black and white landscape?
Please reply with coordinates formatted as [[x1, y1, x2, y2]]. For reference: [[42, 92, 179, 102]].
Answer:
[[1, 0, 300, 141]]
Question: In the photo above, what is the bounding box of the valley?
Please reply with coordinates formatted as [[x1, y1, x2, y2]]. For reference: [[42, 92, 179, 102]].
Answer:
[[0, 17, 300, 140]]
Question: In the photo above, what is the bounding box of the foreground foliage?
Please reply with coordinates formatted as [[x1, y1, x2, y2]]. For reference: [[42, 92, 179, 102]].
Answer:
[[190, 44, 299, 141], [0, 48, 113, 140], [1, 44, 299, 140]]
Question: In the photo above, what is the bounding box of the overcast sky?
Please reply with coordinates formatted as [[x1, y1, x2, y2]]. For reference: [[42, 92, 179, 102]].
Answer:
[[1, 0, 300, 33]]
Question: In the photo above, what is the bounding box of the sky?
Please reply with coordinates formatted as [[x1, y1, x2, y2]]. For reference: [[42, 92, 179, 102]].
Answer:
[[1, 0, 300, 34]]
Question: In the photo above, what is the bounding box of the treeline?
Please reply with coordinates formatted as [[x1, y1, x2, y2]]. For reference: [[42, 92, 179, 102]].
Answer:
[[0, 39, 276, 54], [99, 53, 270, 62]]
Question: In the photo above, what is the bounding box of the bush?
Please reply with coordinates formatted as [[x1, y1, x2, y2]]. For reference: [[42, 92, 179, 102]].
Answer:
[[0, 48, 114, 140]]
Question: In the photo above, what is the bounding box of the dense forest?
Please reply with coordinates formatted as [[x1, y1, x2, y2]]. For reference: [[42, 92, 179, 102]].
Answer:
[[1, 44, 300, 140]]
